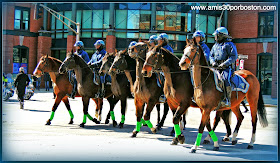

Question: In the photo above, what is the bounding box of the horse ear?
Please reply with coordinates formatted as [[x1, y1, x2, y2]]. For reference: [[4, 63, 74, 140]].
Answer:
[[115, 48, 118, 54], [186, 39, 190, 45], [138, 37, 142, 42], [123, 48, 127, 53]]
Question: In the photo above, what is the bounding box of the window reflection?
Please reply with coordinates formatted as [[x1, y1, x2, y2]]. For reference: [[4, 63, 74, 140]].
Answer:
[[127, 10, 139, 29]]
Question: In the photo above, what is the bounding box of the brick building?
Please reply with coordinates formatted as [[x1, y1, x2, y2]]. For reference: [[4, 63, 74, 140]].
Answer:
[[2, 2, 278, 97]]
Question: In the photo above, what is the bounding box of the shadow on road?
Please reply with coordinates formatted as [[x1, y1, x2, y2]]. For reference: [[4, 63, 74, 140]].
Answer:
[[23, 109, 51, 113]]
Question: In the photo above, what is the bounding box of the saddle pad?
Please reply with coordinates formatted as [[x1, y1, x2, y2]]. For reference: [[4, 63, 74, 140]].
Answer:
[[213, 70, 249, 93]]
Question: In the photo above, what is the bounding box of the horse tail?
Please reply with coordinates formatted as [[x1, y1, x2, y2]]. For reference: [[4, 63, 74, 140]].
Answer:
[[257, 89, 268, 127]]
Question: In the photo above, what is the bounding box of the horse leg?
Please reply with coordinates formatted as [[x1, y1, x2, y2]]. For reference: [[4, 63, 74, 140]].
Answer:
[[170, 108, 176, 136], [182, 112, 187, 130], [46, 94, 63, 125], [156, 104, 161, 126], [62, 96, 74, 124], [221, 110, 232, 141], [157, 103, 169, 130], [80, 97, 97, 127], [231, 106, 244, 145], [143, 101, 158, 134], [170, 105, 189, 145], [119, 98, 127, 128], [247, 97, 259, 149], [191, 110, 219, 153], [107, 96, 119, 127], [97, 98, 103, 122], [131, 99, 145, 137]]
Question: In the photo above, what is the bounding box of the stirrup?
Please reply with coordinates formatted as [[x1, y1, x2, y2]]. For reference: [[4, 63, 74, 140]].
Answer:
[[159, 95, 167, 103]]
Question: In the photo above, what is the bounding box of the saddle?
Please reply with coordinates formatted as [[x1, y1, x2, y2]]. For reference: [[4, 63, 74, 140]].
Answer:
[[212, 69, 249, 94]]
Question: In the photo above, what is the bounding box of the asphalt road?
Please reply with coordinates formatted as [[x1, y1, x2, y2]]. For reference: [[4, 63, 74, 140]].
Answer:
[[2, 91, 278, 161]]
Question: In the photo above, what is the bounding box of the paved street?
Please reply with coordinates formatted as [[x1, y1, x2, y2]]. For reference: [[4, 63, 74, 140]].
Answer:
[[2, 91, 278, 161]]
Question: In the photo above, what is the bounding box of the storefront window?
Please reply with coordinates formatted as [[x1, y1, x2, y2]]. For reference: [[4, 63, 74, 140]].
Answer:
[[127, 10, 140, 29], [156, 11, 164, 30], [140, 10, 151, 30]]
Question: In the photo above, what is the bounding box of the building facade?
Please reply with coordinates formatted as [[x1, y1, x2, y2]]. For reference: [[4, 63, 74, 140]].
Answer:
[[2, 2, 277, 97]]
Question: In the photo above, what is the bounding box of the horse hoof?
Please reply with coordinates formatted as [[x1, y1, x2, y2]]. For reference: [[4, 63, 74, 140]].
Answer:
[[79, 123, 85, 128], [151, 127, 157, 134], [92, 118, 100, 124], [203, 140, 210, 144], [68, 119, 74, 124], [178, 134, 185, 144], [45, 120, 51, 125], [222, 137, 230, 142], [119, 122, 124, 128], [113, 120, 117, 127], [131, 131, 138, 138], [105, 119, 109, 124], [213, 147, 219, 151], [190, 149, 196, 153], [170, 137, 178, 145], [247, 145, 253, 149], [232, 140, 238, 145]]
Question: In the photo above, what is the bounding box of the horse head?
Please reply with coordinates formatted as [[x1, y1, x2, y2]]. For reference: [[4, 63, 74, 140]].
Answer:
[[109, 49, 128, 75], [59, 51, 76, 74], [142, 42, 164, 78], [99, 52, 116, 75], [33, 54, 51, 77], [179, 38, 200, 70], [128, 42, 147, 60]]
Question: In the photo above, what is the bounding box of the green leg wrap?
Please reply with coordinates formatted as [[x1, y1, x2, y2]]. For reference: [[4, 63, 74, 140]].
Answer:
[[50, 111, 55, 121], [136, 121, 142, 132], [83, 114, 87, 123], [195, 133, 203, 146], [141, 118, 146, 125], [110, 111, 115, 121], [121, 115, 125, 123], [86, 114, 94, 121], [145, 120, 153, 128], [174, 124, 182, 137], [209, 130, 218, 142], [68, 110, 74, 119]]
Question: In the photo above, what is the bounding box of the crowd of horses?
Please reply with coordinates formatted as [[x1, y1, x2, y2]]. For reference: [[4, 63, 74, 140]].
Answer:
[[33, 38, 268, 153]]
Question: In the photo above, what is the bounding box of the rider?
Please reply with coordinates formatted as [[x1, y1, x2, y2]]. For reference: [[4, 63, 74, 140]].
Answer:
[[69, 41, 90, 99], [210, 27, 238, 107], [88, 40, 108, 98], [193, 30, 211, 62], [157, 33, 174, 53]]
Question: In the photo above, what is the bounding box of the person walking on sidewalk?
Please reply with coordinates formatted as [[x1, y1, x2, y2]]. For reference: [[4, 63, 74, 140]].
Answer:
[[14, 67, 30, 109], [44, 72, 51, 91]]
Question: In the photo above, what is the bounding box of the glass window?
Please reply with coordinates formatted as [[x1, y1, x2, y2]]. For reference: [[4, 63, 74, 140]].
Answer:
[[127, 10, 139, 29], [258, 12, 274, 37], [176, 34, 186, 41], [15, 9, 21, 19], [127, 3, 141, 10], [104, 10, 110, 28], [187, 13, 192, 32], [14, 20, 20, 29], [196, 14, 207, 32], [168, 34, 176, 40], [115, 32, 127, 38], [176, 12, 181, 31], [64, 11, 72, 29], [92, 10, 104, 29], [56, 12, 63, 29], [165, 4, 178, 12], [127, 32, 139, 38], [141, 3, 151, 10], [76, 10, 82, 24], [56, 32, 63, 39], [207, 16, 216, 34], [82, 10, 92, 29], [156, 11, 164, 30], [116, 10, 127, 29], [23, 11, 29, 21], [118, 3, 128, 10], [92, 32, 102, 38], [14, 8, 29, 30], [103, 32, 108, 38], [165, 11, 177, 30], [139, 33, 150, 39], [140, 10, 151, 30], [51, 15, 55, 30], [207, 37, 215, 43]]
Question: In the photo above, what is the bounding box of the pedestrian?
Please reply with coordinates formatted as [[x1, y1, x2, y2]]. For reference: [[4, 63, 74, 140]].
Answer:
[[31, 75, 37, 88], [44, 72, 50, 91], [14, 67, 30, 109], [36, 76, 41, 91]]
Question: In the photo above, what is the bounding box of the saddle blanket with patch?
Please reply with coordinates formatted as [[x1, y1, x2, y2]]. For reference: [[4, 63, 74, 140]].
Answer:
[[213, 70, 249, 93]]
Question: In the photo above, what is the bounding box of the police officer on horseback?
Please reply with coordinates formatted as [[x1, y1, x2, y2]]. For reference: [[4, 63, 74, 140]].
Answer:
[[193, 30, 211, 62], [157, 33, 174, 53], [210, 27, 238, 107], [149, 35, 158, 48], [88, 40, 110, 98], [69, 41, 90, 99]]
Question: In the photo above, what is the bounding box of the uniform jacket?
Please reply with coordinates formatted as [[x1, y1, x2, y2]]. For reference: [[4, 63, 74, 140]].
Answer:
[[88, 49, 107, 67], [78, 50, 90, 63], [200, 42, 211, 62], [14, 72, 30, 94]]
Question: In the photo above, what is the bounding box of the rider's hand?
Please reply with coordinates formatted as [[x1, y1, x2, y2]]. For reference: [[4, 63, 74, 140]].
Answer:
[[212, 62, 218, 67], [218, 63, 226, 69]]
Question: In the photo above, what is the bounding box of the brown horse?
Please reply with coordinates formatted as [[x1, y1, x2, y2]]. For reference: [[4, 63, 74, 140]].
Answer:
[[179, 39, 268, 153], [33, 55, 103, 125], [59, 52, 119, 127], [107, 49, 171, 131], [99, 49, 133, 128], [142, 44, 233, 145]]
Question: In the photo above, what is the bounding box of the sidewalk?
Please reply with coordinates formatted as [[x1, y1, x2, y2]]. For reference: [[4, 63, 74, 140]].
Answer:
[[262, 95, 278, 106]]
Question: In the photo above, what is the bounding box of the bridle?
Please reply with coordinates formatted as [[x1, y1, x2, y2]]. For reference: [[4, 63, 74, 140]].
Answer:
[[37, 58, 49, 74]]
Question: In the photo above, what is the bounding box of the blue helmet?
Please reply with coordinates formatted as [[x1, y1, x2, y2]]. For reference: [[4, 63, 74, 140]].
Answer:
[[212, 27, 229, 36], [94, 40, 105, 46], [157, 33, 168, 41], [129, 41, 137, 48], [193, 30, 205, 39], [74, 41, 84, 48], [149, 35, 158, 43]]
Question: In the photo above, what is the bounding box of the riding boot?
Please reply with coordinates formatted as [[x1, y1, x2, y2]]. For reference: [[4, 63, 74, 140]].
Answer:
[[226, 86, 232, 107], [70, 80, 77, 99], [221, 83, 228, 107], [100, 83, 105, 98]]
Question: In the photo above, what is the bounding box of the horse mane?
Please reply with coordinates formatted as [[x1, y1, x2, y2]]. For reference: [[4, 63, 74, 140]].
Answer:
[[124, 51, 136, 70], [73, 54, 90, 69], [160, 48, 181, 71], [46, 56, 63, 65]]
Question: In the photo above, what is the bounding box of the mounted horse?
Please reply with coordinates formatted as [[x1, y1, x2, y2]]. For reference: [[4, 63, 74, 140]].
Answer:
[[59, 52, 119, 127], [107, 49, 171, 131], [142, 43, 233, 145], [33, 54, 102, 125], [179, 39, 268, 153]]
